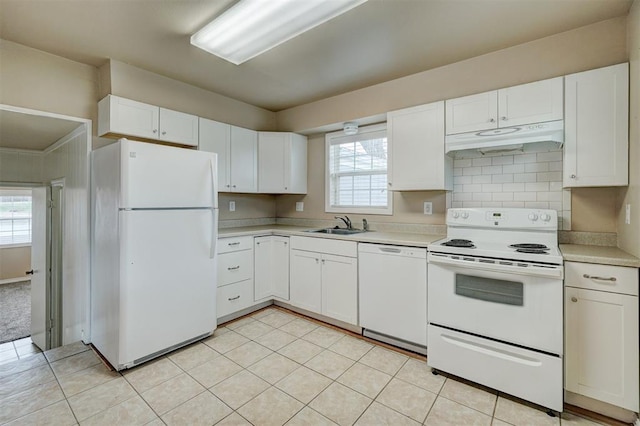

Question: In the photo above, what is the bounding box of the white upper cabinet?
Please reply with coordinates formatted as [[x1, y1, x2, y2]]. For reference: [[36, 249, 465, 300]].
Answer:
[[258, 132, 307, 194], [199, 118, 257, 193], [388, 101, 452, 191], [98, 95, 198, 147], [445, 77, 563, 135], [564, 63, 629, 187]]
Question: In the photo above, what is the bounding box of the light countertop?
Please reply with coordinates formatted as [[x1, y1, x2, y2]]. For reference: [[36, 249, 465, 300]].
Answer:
[[559, 244, 640, 268]]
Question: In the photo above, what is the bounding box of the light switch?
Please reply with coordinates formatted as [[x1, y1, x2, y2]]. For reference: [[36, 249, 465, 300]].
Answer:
[[296, 202, 304, 212], [229, 201, 236, 212]]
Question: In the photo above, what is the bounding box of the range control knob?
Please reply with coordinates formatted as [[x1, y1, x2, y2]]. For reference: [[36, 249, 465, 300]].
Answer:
[[461, 212, 469, 219], [451, 211, 460, 219], [528, 213, 538, 221], [540, 213, 551, 222]]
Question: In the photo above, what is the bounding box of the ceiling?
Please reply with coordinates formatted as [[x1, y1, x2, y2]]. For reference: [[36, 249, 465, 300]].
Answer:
[[0, 0, 633, 112], [0, 110, 82, 151]]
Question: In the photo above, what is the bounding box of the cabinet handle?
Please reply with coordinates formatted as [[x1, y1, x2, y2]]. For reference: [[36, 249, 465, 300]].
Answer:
[[571, 297, 578, 302], [228, 265, 240, 270], [233, 185, 236, 188], [570, 174, 576, 179], [284, 242, 288, 245], [583, 274, 616, 282], [226, 184, 230, 188], [284, 187, 288, 190], [256, 242, 260, 245], [315, 258, 319, 264], [489, 118, 495, 123], [162, 131, 166, 135], [388, 182, 392, 186], [228, 242, 240, 246], [228, 295, 240, 301], [321, 259, 325, 264], [153, 129, 158, 133], [501, 116, 507, 121]]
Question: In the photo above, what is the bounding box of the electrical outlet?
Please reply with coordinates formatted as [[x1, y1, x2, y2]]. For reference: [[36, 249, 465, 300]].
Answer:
[[423, 201, 433, 215], [296, 202, 304, 212], [229, 201, 236, 212], [626, 204, 631, 224]]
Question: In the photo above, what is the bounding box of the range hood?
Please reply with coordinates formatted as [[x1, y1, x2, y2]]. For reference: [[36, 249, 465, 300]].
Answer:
[[445, 120, 564, 157]]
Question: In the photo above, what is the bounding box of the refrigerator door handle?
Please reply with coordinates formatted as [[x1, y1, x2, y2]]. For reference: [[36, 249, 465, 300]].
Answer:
[[210, 158, 218, 209], [210, 208, 218, 259]]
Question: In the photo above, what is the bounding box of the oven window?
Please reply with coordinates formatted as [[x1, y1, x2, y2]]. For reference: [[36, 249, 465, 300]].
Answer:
[[455, 274, 523, 306]]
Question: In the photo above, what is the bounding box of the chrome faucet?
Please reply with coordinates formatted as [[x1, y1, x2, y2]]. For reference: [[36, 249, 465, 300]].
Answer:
[[334, 215, 352, 230], [362, 218, 369, 231]]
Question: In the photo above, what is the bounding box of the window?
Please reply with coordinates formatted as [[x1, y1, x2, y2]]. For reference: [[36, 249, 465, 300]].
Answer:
[[0, 189, 32, 246], [325, 124, 392, 214]]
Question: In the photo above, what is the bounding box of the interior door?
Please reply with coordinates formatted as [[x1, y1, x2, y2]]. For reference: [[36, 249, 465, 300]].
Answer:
[[30, 186, 50, 350]]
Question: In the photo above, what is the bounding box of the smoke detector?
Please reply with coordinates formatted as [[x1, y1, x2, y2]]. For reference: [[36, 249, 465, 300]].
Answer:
[[343, 122, 358, 136]]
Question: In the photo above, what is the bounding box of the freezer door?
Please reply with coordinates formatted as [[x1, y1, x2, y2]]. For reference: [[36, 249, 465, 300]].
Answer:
[[120, 139, 218, 209], [119, 209, 217, 365]]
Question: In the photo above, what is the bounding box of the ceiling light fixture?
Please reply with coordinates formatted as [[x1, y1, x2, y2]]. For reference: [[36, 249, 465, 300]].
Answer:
[[190, 0, 367, 65], [343, 122, 358, 135]]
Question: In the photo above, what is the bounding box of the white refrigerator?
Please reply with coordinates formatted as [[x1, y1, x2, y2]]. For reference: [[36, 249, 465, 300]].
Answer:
[[91, 139, 218, 370]]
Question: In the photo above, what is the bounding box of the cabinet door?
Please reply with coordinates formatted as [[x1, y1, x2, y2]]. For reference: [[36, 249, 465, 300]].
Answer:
[[230, 126, 258, 192], [199, 118, 231, 191], [445, 91, 497, 135], [288, 133, 308, 194], [321, 254, 358, 325], [289, 250, 322, 314], [159, 108, 199, 146], [101, 95, 159, 139], [497, 77, 563, 127], [254, 236, 273, 301], [564, 63, 629, 187], [388, 101, 451, 190], [272, 237, 290, 300], [258, 132, 286, 193], [565, 286, 639, 411]]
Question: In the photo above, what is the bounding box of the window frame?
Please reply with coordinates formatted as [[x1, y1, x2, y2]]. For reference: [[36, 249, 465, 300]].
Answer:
[[0, 190, 33, 247], [324, 123, 392, 215]]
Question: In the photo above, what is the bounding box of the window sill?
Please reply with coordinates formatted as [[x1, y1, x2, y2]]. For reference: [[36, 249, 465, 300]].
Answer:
[[0, 243, 32, 249]]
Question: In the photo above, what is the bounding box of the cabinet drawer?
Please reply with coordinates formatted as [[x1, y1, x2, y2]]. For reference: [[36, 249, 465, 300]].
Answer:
[[218, 250, 253, 286], [565, 262, 638, 296], [218, 236, 253, 254], [217, 280, 254, 318], [290, 236, 357, 257]]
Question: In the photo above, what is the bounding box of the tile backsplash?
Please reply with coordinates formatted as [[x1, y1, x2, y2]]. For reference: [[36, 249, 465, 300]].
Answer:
[[451, 149, 571, 230]]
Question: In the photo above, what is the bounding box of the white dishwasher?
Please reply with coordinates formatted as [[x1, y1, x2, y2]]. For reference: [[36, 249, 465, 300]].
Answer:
[[358, 243, 427, 354]]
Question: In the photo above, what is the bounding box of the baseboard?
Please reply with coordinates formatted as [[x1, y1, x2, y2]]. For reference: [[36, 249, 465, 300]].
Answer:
[[0, 277, 31, 285]]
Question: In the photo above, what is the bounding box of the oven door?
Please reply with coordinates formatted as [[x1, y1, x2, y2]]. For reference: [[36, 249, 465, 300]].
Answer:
[[427, 253, 563, 355]]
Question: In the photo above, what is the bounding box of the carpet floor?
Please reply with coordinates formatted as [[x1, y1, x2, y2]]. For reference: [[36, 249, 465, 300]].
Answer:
[[0, 281, 30, 344]]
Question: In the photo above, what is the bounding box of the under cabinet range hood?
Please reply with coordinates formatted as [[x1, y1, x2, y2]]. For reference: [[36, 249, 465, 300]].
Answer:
[[445, 120, 564, 157]]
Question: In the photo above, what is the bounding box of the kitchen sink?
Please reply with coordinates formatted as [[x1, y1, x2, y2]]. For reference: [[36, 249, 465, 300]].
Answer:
[[306, 228, 367, 235]]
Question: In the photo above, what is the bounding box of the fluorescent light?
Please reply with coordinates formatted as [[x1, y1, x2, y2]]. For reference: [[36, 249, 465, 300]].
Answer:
[[191, 0, 367, 65]]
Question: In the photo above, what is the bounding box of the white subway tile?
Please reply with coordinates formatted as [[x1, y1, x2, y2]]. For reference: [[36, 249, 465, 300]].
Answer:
[[549, 181, 563, 191], [493, 192, 514, 201], [537, 172, 562, 182], [472, 157, 493, 166], [463, 201, 483, 208], [473, 192, 492, 201], [525, 162, 549, 173], [526, 182, 549, 192], [514, 153, 537, 164], [537, 151, 563, 162], [454, 184, 464, 192], [514, 192, 536, 201], [454, 175, 473, 185], [482, 165, 503, 175], [502, 164, 525, 174], [549, 202, 562, 211], [513, 173, 537, 183], [563, 190, 572, 207], [502, 201, 525, 208], [537, 191, 562, 202], [454, 159, 472, 168], [472, 175, 492, 184], [453, 192, 473, 201], [492, 155, 514, 165], [453, 168, 463, 176], [562, 210, 572, 230], [482, 201, 503, 207], [525, 201, 550, 209], [548, 161, 563, 172], [451, 201, 463, 208], [492, 174, 514, 183], [503, 183, 525, 192], [463, 183, 482, 193], [482, 183, 503, 192], [463, 166, 482, 176]]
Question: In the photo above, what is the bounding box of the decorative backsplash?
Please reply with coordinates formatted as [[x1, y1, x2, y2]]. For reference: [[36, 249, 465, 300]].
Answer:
[[451, 149, 571, 230]]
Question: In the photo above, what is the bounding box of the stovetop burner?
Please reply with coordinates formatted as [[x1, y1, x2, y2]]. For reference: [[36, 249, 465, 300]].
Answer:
[[442, 239, 475, 248], [509, 243, 549, 250], [515, 248, 549, 254]]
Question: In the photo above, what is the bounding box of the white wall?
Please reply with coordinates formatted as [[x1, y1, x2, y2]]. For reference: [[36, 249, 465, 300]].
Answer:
[[43, 124, 91, 345], [0, 148, 43, 183]]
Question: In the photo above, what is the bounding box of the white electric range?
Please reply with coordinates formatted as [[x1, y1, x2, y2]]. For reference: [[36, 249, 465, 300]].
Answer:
[[427, 208, 564, 414]]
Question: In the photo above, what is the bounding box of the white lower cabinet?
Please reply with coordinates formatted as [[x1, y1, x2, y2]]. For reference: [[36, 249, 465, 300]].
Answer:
[[564, 261, 639, 411], [216, 236, 254, 320], [289, 236, 358, 325], [254, 236, 290, 302]]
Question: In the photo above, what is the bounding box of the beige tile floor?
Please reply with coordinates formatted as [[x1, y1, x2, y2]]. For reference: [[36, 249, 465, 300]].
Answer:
[[0, 307, 614, 425], [0, 337, 42, 366]]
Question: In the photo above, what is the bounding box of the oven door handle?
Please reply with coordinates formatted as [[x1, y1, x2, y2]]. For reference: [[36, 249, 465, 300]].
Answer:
[[427, 254, 563, 279], [441, 333, 542, 367]]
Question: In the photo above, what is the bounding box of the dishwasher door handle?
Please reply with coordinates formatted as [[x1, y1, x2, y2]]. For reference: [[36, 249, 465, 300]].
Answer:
[[379, 247, 402, 254]]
